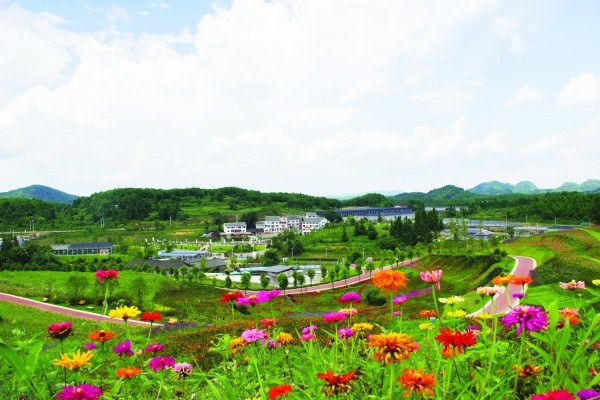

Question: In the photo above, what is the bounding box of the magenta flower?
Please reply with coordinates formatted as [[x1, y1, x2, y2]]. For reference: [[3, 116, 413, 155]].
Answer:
[[513, 292, 527, 299], [236, 293, 269, 306], [265, 289, 281, 300], [83, 343, 97, 350], [145, 343, 165, 353], [323, 312, 347, 323], [48, 322, 73, 340], [241, 328, 267, 343], [301, 325, 318, 334], [300, 333, 315, 341], [337, 327, 355, 339], [148, 356, 176, 372], [559, 280, 586, 290], [339, 292, 361, 304], [531, 389, 575, 399], [419, 269, 442, 290], [113, 339, 134, 357], [392, 311, 402, 317], [95, 269, 118, 283], [54, 384, 102, 400], [173, 362, 193, 379], [393, 295, 408, 305], [577, 389, 600, 400], [500, 305, 549, 336]]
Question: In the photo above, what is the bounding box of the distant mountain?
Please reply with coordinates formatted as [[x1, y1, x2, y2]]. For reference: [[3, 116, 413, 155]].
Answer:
[[330, 190, 403, 200], [469, 181, 514, 195], [468, 180, 600, 195], [391, 185, 476, 205], [0, 185, 78, 204], [512, 181, 538, 194]]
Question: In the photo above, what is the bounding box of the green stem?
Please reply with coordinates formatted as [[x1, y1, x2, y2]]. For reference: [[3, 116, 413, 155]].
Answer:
[[388, 362, 395, 399], [512, 332, 527, 398]]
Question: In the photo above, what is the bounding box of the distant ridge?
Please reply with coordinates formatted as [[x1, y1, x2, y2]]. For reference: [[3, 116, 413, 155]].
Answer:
[[0, 185, 78, 204], [468, 179, 600, 195]]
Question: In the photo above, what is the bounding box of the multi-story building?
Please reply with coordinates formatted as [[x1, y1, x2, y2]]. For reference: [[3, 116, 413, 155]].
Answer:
[[256, 213, 327, 235], [223, 222, 247, 235]]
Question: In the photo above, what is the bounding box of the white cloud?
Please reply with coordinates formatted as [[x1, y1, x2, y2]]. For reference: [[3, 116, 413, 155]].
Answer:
[[557, 72, 600, 108], [493, 17, 526, 55], [508, 84, 544, 105], [105, 5, 130, 25]]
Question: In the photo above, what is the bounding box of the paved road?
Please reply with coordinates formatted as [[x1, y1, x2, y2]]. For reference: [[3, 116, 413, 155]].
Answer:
[[468, 255, 537, 317], [0, 293, 155, 326]]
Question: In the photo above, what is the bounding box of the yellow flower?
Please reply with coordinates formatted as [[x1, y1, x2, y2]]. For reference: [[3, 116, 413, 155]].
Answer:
[[351, 323, 374, 332], [592, 279, 600, 286], [109, 305, 141, 321], [229, 337, 247, 354], [446, 309, 467, 318], [419, 323, 434, 331], [53, 350, 93, 370], [276, 332, 294, 346], [477, 312, 494, 320], [438, 296, 465, 305]]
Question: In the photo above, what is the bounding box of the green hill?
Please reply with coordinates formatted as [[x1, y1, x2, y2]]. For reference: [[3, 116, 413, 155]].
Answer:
[[0, 184, 78, 204]]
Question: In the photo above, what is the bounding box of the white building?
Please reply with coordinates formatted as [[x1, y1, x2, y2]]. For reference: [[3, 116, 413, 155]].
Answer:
[[223, 222, 247, 235], [301, 213, 328, 234], [256, 213, 327, 235]]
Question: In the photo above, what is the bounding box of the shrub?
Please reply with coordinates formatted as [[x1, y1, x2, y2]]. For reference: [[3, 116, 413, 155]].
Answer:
[[364, 285, 386, 306]]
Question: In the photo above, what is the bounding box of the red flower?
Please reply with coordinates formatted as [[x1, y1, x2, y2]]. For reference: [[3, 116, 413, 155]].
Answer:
[[140, 311, 162, 322], [95, 269, 118, 283], [435, 328, 476, 357], [220, 291, 244, 304], [268, 384, 293, 399], [260, 318, 277, 328], [316, 370, 358, 396]]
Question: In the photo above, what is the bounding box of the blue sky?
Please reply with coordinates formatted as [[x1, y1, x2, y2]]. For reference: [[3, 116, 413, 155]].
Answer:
[[1, 0, 599, 197]]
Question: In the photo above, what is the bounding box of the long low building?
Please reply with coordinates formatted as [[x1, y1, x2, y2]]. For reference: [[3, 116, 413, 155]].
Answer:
[[51, 242, 114, 256], [321, 206, 415, 221]]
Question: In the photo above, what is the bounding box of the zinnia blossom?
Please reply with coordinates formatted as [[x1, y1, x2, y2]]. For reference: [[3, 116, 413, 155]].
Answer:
[[220, 291, 244, 304], [446, 309, 467, 318], [276, 332, 294, 345], [339, 292, 361, 304], [338, 307, 358, 316], [476, 286, 506, 296], [492, 275, 513, 286], [113, 339, 134, 357], [95, 269, 118, 284], [260, 318, 277, 328], [241, 328, 267, 343], [531, 389, 575, 400], [398, 368, 436, 398], [351, 322, 373, 332], [48, 322, 73, 340], [372, 270, 408, 291], [173, 362, 193, 379], [301, 325, 318, 334], [419, 270, 442, 290], [140, 311, 162, 322], [88, 330, 115, 343], [419, 310, 437, 318], [393, 295, 408, 305], [300, 333, 315, 341], [53, 350, 94, 370], [316, 370, 358, 396], [511, 275, 533, 286], [513, 293, 527, 299], [419, 323, 434, 331], [337, 327, 354, 339], [148, 356, 176, 372], [109, 305, 141, 321], [323, 312, 347, 323], [592, 279, 600, 286], [438, 296, 465, 305], [54, 384, 102, 400], [236, 294, 267, 306], [558, 307, 580, 327], [116, 366, 142, 379], [512, 364, 542, 378], [559, 280, 586, 290], [500, 305, 549, 336], [83, 343, 97, 350], [577, 389, 600, 400], [229, 337, 247, 354], [367, 332, 419, 364], [435, 328, 476, 358], [268, 384, 293, 399], [145, 343, 165, 353]]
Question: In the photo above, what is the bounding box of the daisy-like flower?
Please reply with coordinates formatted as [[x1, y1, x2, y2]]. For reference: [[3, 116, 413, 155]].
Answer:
[[438, 296, 465, 305], [302, 325, 318, 334], [592, 279, 600, 286], [140, 311, 162, 322], [83, 343, 97, 350], [236, 294, 267, 307], [512, 364, 543, 378], [531, 389, 575, 400], [54, 384, 102, 400], [577, 389, 600, 400], [367, 332, 419, 364], [229, 337, 247, 354], [109, 305, 141, 321], [264, 289, 281, 300], [145, 343, 165, 353], [148, 356, 176, 372], [477, 312, 494, 320], [476, 286, 506, 296], [393, 295, 408, 305], [513, 293, 527, 299], [323, 312, 347, 323], [435, 328, 477, 358], [492, 275, 513, 286], [558, 307, 580, 327], [276, 332, 294, 346], [446, 309, 467, 318], [300, 333, 315, 341], [54, 350, 94, 370], [511, 275, 533, 286], [48, 322, 73, 340], [115, 366, 142, 379], [268, 384, 293, 399], [392, 311, 402, 317], [419, 310, 437, 318], [241, 328, 267, 343], [95, 269, 118, 284], [398, 367, 436, 398], [173, 362, 193, 379], [419, 323, 434, 331], [260, 318, 277, 328], [220, 291, 244, 304], [113, 339, 134, 357], [500, 305, 549, 336], [316, 370, 359, 396], [339, 308, 358, 316], [337, 327, 355, 339], [419, 270, 442, 290], [372, 270, 408, 291], [351, 322, 373, 332], [559, 280, 586, 290], [339, 292, 361, 304]]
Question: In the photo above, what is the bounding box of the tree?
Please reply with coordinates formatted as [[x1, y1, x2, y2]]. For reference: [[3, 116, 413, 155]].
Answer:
[[180, 266, 189, 281], [276, 273, 289, 293], [263, 249, 280, 266], [296, 272, 305, 291], [260, 273, 270, 289], [191, 266, 200, 282], [66, 275, 88, 304], [225, 275, 233, 289], [130, 276, 148, 307], [341, 225, 349, 242], [240, 273, 252, 294], [320, 265, 328, 281], [307, 268, 316, 285], [340, 266, 350, 286], [365, 261, 375, 278], [354, 263, 362, 281]]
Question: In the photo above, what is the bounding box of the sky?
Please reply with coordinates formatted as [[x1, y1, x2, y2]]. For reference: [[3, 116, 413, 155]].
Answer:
[[1, 0, 599, 198]]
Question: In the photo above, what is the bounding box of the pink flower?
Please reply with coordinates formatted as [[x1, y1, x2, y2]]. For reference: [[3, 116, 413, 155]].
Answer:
[[48, 322, 73, 340], [54, 384, 102, 400], [148, 356, 176, 372], [145, 343, 165, 353], [173, 362, 193, 379], [559, 280, 586, 290], [241, 328, 267, 343], [95, 269, 118, 283], [392, 311, 402, 317], [300, 333, 315, 341], [339, 292, 361, 304], [113, 339, 134, 357], [337, 327, 355, 339], [301, 325, 318, 334], [393, 295, 408, 305], [419, 270, 442, 290], [323, 312, 347, 323], [531, 389, 575, 400], [500, 305, 549, 337], [476, 286, 506, 296]]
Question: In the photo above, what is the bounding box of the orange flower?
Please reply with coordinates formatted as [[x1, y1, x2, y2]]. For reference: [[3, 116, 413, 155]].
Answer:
[[116, 366, 142, 379], [419, 310, 437, 318], [372, 270, 408, 291], [88, 330, 115, 343], [140, 311, 162, 322], [512, 364, 542, 378], [492, 275, 513, 285], [510, 275, 533, 285], [435, 328, 476, 358], [229, 337, 247, 354], [316, 370, 359, 396], [367, 332, 418, 364], [398, 368, 436, 398]]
